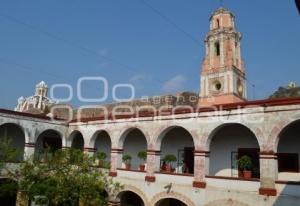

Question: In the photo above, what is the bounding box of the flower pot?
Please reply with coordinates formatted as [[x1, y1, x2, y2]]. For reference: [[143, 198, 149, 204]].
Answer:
[[139, 164, 145, 171], [125, 163, 131, 170], [243, 170, 252, 179], [165, 165, 172, 173]]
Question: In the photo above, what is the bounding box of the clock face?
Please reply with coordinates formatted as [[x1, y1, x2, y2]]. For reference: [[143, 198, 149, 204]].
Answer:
[[237, 79, 244, 96]]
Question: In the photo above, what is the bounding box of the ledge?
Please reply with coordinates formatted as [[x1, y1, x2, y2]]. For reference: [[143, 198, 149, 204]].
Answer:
[[276, 180, 300, 186], [117, 168, 146, 173], [206, 175, 260, 182], [155, 172, 194, 177]]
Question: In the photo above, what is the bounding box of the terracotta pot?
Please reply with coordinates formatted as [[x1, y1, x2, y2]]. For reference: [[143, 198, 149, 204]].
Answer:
[[139, 164, 145, 171], [125, 163, 131, 170], [165, 165, 172, 173], [243, 170, 252, 179]]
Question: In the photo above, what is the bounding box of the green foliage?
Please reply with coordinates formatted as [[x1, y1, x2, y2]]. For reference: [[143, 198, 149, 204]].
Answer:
[[238, 155, 253, 171], [137, 151, 147, 162], [12, 148, 123, 206], [269, 86, 300, 99], [163, 154, 177, 164], [122, 154, 132, 164], [0, 136, 20, 165], [96, 152, 107, 161]]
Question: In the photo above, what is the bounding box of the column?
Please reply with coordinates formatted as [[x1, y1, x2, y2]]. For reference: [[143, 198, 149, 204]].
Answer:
[[193, 150, 209, 188], [16, 191, 28, 206], [24, 143, 35, 159], [109, 148, 123, 177], [145, 149, 160, 182], [259, 151, 278, 196]]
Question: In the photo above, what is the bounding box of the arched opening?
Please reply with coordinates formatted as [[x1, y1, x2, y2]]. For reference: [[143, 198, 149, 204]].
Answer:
[[36, 130, 62, 158], [155, 198, 187, 206], [121, 129, 147, 170], [209, 124, 260, 178], [0, 123, 25, 161], [159, 127, 194, 174], [94, 131, 112, 168], [214, 41, 220, 56], [216, 19, 220, 28], [277, 120, 300, 181], [70, 131, 84, 151], [0, 178, 18, 206], [119, 191, 145, 206]]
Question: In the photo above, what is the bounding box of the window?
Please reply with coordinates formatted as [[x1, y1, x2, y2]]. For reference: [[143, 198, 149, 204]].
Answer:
[[214, 42, 220, 56], [216, 19, 220, 28], [278, 153, 299, 173]]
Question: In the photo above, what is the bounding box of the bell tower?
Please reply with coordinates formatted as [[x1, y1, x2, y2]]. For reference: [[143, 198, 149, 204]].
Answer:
[[199, 8, 247, 106]]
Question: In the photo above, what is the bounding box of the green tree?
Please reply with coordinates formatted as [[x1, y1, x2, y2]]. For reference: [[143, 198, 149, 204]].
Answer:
[[10, 148, 122, 206]]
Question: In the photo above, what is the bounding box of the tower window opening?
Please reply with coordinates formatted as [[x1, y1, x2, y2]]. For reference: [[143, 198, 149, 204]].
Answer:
[[216, 19, 220, 28], [214, 42, 220, 56]]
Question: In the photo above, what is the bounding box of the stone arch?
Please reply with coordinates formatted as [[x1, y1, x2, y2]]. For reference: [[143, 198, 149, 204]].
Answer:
[[68, 130, 84, 151], [204, 123, 262, 151], [0, 123, 26, 161], [272, 119, 300, 152], [150, 191, 196, 206], [204, 199, 249, 206], [153, 125, 197, 151], [89, 129, 113, 148], [117, 185, 149, 206], [207, 123, 261, 177], [35, 129, 63, 154], [118, 126, 150, 148]]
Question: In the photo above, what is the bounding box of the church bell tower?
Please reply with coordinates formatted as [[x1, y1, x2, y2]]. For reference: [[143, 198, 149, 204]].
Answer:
[[199, 8, 247, 106]]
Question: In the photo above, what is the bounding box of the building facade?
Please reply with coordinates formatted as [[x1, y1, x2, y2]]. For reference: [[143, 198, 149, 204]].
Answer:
[[1, 7, 300, 206]]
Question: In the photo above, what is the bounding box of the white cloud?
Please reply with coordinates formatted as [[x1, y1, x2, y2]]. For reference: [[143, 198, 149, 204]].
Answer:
[[163, 74, 187, 93]]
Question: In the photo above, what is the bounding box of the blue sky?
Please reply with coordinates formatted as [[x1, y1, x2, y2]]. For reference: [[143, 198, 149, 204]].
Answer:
[[0, 0, 299, 109]]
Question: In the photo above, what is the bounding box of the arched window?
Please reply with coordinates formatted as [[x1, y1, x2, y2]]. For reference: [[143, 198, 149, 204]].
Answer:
[[214, 42, 220, 56], [216, 19, 220, 28]]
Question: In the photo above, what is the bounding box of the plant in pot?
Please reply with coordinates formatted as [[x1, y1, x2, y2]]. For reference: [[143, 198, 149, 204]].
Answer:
[[238, 155, 253, 178], [122, 154, 132, 170], [163, 154, 177, 173], [137, 151, 147, 171], [96, 152, 107, 168]]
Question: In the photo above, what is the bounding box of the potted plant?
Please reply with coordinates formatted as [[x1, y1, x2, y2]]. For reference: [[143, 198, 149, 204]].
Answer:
[[238, 155, 253, 178], [137, 151, 147, 171], [96, 152, 107, 167], [122, 154, 132, 170], [163, 154, 177, 173]]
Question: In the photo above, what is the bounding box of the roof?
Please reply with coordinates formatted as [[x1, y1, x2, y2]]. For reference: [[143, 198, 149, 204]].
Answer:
[[2, 96, 300, 123]]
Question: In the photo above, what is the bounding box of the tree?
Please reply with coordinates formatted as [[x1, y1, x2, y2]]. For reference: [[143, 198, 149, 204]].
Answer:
[[4, 147, 123, 206]]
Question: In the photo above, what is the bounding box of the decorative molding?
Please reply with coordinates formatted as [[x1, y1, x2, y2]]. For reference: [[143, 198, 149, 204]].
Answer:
[[25, 143, 35, 148], [145, 176, 156, 183], [193, 181, 206, 188], [259, 187, 277, 196], [109, 171, 117, 177]]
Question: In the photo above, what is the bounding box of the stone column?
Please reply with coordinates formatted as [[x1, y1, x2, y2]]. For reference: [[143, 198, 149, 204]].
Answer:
[[259, 151, 278, 196], [193, 150, 209, 188], [145, 150, 160, 183], [109, 148, 123, 177], [24, 143, 35, 158]]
